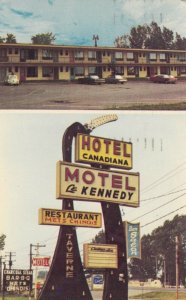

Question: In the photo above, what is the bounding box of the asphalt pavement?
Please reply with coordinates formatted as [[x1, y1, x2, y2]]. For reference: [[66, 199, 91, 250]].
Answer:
[[0, 80, 186, 110]]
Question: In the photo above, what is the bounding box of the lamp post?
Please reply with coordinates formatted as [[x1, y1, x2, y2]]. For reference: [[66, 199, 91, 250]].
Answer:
[[93, 35, 99, 47]]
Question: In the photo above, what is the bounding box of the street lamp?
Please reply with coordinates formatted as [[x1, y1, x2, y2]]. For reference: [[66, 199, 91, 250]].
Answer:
[[93, 35, 99, 47]]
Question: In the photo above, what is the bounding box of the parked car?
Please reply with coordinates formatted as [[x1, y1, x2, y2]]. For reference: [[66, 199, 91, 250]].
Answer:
[[78, 75, 105, 85], [105, 74, 127, 84], [150, 74, 177, 84], [4, 74, 20, 85]]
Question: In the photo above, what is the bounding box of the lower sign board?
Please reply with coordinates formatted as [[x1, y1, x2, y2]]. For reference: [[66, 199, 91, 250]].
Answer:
[[3, 269, 33, 292], [83, 244, 118, 269], [56, 161, 140, 207], [38, 208, 102, 228]]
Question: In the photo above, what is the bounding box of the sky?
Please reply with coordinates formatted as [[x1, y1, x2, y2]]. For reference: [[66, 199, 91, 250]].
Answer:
[[1, 0, 186, 46], [0, 110, 186, 270]]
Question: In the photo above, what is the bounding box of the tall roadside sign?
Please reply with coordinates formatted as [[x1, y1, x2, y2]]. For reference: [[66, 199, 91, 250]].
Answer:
[[38, 115, 140, 300]]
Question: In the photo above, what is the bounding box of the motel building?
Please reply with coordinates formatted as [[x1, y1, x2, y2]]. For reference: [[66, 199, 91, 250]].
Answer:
[[0, 42, 186, 82]]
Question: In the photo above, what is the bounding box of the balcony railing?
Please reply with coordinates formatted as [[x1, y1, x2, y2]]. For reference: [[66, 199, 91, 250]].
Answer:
[[1, 55, 186, 65]]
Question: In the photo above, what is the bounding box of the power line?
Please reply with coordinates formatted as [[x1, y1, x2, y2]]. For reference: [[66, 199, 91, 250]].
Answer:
[[131, 193, 186, 222], [141, 189, 186, 202], [142, 162, 186, 194], [141, 205, 186, 228]]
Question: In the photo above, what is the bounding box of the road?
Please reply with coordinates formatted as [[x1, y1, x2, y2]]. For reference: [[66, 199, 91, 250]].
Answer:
[[0, 80, 186, 110]]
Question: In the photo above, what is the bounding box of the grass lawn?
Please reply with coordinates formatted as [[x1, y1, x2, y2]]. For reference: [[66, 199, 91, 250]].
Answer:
[[130, 291, 186, 299], [0, 296, 33, 300], [108, 102, 186, 110]]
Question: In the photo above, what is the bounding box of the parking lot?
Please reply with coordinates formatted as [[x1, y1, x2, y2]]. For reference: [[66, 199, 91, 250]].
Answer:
[[0, 80, 186, 110]]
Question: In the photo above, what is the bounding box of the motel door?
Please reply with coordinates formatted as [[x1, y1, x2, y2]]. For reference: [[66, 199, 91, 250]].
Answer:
[[20, 67, 26, 82], [96, 66, 102, 78], [0, 67, 6, 82], [54, 67, 59, 80]]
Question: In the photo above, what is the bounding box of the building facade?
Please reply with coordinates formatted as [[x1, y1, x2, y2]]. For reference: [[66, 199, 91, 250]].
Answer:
[[0, 43, 186, 82]]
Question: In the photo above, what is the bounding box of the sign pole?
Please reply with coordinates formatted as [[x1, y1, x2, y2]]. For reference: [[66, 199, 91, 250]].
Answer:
[[38, 122, 93, 300]]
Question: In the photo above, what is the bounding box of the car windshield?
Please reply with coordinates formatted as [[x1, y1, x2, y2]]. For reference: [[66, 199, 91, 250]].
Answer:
[[7, 75, 17, 80], [90, 75, 99, 79]]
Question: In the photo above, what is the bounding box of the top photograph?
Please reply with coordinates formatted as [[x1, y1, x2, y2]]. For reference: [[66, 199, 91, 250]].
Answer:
[[0, 0, 186, 110]]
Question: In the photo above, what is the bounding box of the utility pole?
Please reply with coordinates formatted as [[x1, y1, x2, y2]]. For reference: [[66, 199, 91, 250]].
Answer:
[[0, 256, 5, 292], [176, 236, 179, 300], [5, 252, 16, 270], [163, 256, 166, 287], [30, 243, 45, 300]]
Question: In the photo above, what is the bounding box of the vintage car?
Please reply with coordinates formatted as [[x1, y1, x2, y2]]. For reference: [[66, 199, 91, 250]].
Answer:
[[150, 74, 177, 84], [4, 74, 20, 85], [105, 74, 127, 84], [78, 75, 105, 85]]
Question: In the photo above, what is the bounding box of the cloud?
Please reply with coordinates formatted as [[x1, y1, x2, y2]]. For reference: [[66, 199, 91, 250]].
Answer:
[[10, 8, 33, 18]]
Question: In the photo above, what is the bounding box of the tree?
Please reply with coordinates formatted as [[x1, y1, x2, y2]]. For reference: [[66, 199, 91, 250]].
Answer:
[[114, 22, 176, 50], [31, 32, 56, 45], [173, 33, 186, 50], [0, 234, 6, 250], [5, 33, 17, 43], [0, 36, 5, 43], [114, 35, 130, 48], [129, 215, 186, 286], [92, 229, 106, 244], [129, 25, 148, 48]]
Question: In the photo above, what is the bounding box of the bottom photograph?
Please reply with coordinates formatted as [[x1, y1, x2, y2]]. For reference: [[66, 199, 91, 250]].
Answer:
[[0, 111, 186, 300]]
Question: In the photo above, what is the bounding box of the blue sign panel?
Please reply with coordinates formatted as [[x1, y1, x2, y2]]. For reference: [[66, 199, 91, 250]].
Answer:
[[93, 275, 103, 285], [126, 222, 141, 259]]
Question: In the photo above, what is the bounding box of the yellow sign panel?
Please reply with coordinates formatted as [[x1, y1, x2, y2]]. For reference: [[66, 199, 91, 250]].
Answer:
[[56, 161, 140, 207], [75, 134, 132, 170], [38, 208, 102, 228], [83, 244, 118, 269]]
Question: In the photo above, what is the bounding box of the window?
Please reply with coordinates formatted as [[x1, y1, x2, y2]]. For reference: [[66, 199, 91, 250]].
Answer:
[[74, 50, 84, 60], [127, 52, 134, 61], [8, 48, 12, 54], [115, 51, 123, 60], [15, 48, 18, 54], [88, 51, 96, 60], [65, 50, 68, 56], [60, 50, 63, 56], [15, 66, 18, 72], [42, 50, 53, 60], [42, 67, 53, 77], [27, 49, 38, 60], [88, 67, 96, 75], [66, 66, 69, 72], [127, 66, 135, 75], [115, 66, 124, 75], [160, 53, 166, 61], [8, 67, 12, 73], [74, 67, 84, 76], [60, 66, 63, 72], [27, 67, 38, 77], [177, 54, 186, 62], [180, 66, 186, 74], [149, 53, 157, 61]]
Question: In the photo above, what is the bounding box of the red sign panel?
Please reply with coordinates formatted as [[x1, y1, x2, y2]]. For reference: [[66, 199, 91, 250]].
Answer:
[[32, 257, 50, 267]]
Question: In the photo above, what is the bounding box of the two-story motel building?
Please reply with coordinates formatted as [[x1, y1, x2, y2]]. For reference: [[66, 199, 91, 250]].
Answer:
[[0, 42, 186, 82]]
